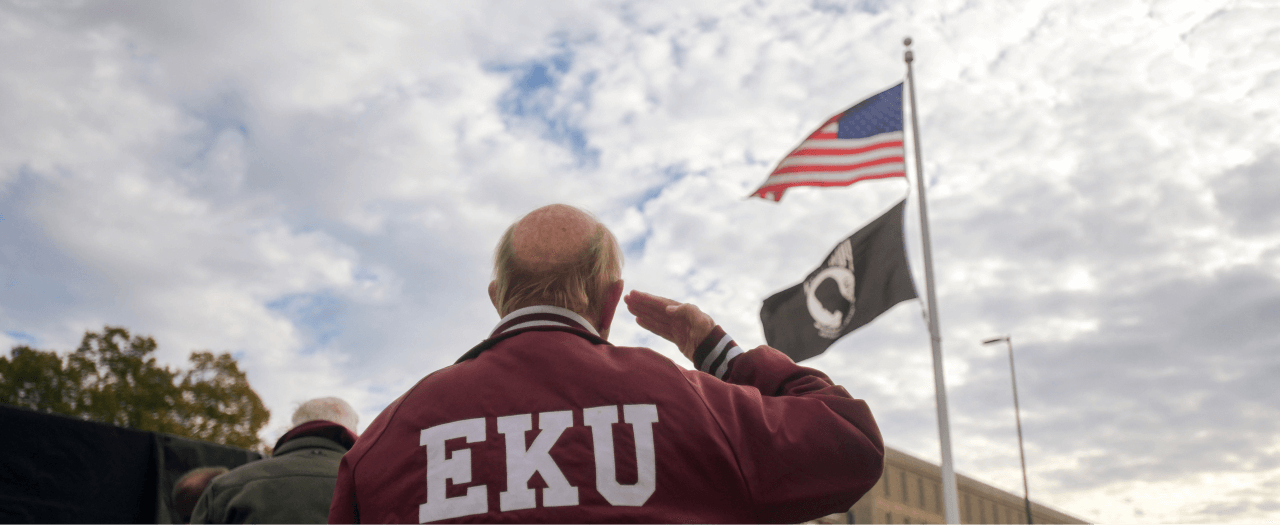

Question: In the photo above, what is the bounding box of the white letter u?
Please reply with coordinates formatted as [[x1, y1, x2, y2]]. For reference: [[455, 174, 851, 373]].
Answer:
[[582, 404, 659, 506]]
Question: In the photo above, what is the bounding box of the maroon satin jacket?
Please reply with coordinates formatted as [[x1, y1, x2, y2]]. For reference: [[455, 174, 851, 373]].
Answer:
[[329, 306, 883, 523]]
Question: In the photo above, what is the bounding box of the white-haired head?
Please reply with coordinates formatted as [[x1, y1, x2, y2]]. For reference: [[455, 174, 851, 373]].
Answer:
[[292, 397, 358, 433]]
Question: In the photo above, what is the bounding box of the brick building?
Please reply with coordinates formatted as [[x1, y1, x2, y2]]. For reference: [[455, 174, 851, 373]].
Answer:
[[818, 447, 1088, 524]]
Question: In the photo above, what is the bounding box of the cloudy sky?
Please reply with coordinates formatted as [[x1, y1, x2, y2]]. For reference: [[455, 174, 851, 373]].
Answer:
[[2, 0, 1277, 522]]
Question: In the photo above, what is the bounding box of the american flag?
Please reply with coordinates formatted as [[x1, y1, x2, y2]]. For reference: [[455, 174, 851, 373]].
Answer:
[[750, 83, 906, 202]]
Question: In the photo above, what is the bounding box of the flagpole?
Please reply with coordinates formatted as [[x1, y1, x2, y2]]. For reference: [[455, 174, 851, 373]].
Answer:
[[905, 36, 961, 525]]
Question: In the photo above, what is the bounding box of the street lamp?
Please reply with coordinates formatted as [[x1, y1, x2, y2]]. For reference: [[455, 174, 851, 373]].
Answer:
[[983, 335, 1033, 525]]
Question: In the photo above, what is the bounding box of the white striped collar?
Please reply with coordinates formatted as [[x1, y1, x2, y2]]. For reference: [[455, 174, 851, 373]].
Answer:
[[491, 305, 600, 338]]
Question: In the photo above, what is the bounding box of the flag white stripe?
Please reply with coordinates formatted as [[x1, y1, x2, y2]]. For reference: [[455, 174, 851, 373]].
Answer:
[[795, 131, 905, 150], [713, 346, 744, 379], [777, 147, 904, 168], [765, 163, 907, 184]]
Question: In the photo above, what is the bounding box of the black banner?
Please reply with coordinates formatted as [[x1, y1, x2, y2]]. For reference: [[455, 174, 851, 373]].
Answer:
[[760, 199, 918, 362]]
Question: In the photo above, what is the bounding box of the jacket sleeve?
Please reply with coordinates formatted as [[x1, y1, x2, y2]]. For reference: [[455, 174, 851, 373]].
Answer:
[[686, 326, 885, 523], [188, 481, 221, 524], [188, 489, 212, 524], [328, 454, 358, 524]]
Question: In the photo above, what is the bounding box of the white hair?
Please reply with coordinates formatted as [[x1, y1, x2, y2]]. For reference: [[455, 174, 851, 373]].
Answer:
[[292, 397, 358, 432]]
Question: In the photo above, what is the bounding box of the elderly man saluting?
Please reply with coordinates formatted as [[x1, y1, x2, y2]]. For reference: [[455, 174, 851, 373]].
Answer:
[[329, 204, 884, 524]]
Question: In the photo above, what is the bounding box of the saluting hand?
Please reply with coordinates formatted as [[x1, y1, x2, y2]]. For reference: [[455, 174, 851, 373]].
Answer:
[[623, 290, 716, 362]]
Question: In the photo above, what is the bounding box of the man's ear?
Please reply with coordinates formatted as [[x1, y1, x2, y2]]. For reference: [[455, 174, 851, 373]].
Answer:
[[596, 279, 625, 340], [488, 280, 500, 314]]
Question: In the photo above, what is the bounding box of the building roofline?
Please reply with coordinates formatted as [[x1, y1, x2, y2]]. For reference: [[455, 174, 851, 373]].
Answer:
[[883, 445, 1088, 523]]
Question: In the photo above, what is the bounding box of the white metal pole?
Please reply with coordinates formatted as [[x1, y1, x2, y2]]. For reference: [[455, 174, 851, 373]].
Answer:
[[905, 36, 961, 525]]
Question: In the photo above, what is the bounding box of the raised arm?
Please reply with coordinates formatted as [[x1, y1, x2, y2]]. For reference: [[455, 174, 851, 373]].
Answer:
[[626, 289, 884, 522], [623, 290, 716, 361]]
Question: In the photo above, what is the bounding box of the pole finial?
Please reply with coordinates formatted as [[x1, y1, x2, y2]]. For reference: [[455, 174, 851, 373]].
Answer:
[[904, 36, 913, 47]]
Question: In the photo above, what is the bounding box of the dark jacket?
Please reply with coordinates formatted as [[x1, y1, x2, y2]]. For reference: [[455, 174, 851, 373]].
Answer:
[[192, 421, 356, 524], [329, 305, 884, 524]]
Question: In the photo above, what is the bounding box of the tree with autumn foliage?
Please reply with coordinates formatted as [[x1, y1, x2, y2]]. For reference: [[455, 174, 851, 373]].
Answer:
[[0, 326, 270, 450]]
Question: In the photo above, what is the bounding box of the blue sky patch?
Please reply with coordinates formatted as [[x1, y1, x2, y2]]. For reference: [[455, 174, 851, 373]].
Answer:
[[266, 291, 343, 352], [5, 331, 38, 346], [489, 52, 599, 167], [625, 233, 648, 257], [811, 0, 888, 15]]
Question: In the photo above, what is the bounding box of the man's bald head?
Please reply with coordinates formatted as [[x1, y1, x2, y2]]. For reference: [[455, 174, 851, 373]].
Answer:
[[511, 204, 603, 272], [491, 204, 623, 327]]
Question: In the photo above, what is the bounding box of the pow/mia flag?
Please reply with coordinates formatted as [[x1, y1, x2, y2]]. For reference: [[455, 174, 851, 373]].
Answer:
[[760, 199, 918, 362]]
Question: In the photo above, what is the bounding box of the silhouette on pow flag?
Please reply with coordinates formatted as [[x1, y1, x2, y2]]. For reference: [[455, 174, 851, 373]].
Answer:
[[761, 199, 918, 362]]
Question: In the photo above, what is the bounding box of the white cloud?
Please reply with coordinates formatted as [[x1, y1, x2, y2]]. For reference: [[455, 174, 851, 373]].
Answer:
[[2, 0, 1279, 522]]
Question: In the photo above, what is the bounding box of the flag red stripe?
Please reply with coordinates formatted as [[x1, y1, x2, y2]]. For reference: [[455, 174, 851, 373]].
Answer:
[[751, 172, 906, 199], [769, 155, 904, 176], [790, 140, 904, 156]]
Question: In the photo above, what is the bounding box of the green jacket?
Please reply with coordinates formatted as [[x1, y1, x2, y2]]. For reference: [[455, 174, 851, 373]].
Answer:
[[190, 427, 351, 524]]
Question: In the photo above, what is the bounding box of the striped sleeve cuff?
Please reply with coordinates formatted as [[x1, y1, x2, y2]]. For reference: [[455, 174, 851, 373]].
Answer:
[[690, 326, 744, 380]]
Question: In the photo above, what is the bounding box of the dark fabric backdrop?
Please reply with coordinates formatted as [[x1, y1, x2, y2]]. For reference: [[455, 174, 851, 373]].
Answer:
[[0, 403, 262, 524]]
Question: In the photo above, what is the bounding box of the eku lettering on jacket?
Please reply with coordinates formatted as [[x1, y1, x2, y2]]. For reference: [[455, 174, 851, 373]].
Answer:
[[330, 306, 885, 524], [418, 404, 658, 522]]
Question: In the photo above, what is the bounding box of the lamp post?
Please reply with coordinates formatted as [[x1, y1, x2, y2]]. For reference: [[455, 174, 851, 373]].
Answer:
[[983, 335, 1033, 525]]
